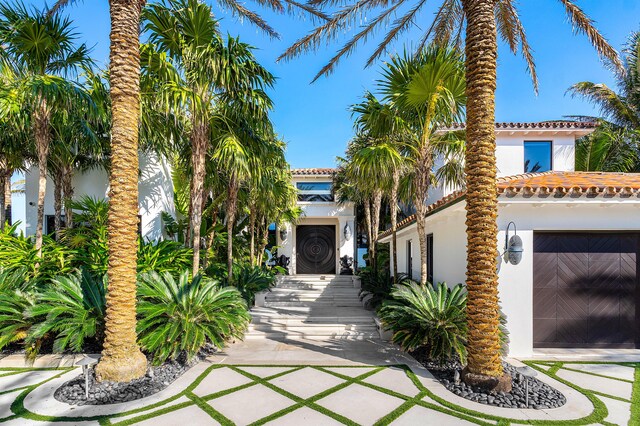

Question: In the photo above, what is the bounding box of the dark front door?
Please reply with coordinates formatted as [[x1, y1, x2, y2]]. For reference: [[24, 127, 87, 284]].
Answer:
[[533, 232, 640, 348], [296, 225, 336, 274]]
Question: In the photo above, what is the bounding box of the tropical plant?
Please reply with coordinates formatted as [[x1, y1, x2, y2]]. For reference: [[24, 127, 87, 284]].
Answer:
[[137, 270, 251, 365], [142, 0, 275, 277], [137, 240, 193, 275], [26, 269, 106, 354], [0, 268, 36, 354], [359, 269, 410, 310], [282, 0, 621, 389], [61, 196, 109, 274], [378, 282, 467, 363], [223, 264, 277, 305], [569, 31, 640, 129], [0, 2, 93, 255], [575, 123, 639, 172], [0, 222, 75, 281]]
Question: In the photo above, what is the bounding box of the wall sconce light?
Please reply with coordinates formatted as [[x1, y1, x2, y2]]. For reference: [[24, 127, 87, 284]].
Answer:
[[279, 226, 287, 241], [343, 222, 352, 240], [504, 221, 523, 265]]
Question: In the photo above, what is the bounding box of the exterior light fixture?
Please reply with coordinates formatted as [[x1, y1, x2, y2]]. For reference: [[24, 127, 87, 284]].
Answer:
[[343, 223, 352, 240], [76, 355, 100, 399], [504, 221, 523, 265], [279, 226, 288, 241]]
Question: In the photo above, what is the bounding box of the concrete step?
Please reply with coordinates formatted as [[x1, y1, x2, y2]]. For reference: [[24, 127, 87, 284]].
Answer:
[[269, 287, 360, 296], [264, 300, 363, 308], [251, 306, 375, 320], [244, 330, 379, 340], [248, 323, 377, 333]]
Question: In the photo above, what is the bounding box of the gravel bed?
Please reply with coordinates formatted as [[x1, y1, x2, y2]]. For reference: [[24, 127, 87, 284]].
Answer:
[[54, 350, 212, 406], [413, 351, 566, 410]]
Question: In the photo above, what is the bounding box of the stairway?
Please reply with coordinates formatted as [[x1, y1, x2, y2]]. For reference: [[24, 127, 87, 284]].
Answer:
[[246, 275, 380, 340]]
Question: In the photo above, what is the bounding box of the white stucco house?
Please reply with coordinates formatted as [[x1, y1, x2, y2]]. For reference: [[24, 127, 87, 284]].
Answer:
[[379, 121, 640, 356]]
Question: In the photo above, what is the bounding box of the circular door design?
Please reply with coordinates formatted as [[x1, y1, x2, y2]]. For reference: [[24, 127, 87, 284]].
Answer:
[[296, 225, 336, 274]]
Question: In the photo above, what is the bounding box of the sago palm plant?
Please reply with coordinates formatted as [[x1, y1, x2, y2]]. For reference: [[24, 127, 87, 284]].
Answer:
[[137, 270, 250, 365], [0, 268, 37, 355], [379, 282, 467, 363], [26, 269, 107, 354]]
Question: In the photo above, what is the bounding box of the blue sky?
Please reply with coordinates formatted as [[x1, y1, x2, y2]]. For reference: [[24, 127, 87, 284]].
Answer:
[[26, 0, 640, 168]]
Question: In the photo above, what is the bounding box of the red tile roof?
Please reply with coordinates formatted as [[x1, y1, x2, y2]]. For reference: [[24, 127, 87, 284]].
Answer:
[[378, 171, 640, 239], [448, 121, 598, 131], [292, 168, 336, 176]]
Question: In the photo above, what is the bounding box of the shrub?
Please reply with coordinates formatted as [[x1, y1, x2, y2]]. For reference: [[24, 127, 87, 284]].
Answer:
[[359, 269, 410, 310], [137, 270, 251, 365], [378, 281, 467, 363], [137, 240, 193, 275], [61, 197, 109, 275], [226, 264, 276, 305], [0, 223, 75, 281], [26, 269, 107, 354], [0, 268, 37, 355]]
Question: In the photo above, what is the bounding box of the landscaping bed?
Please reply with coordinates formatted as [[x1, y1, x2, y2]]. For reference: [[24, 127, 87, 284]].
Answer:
[[412, 349, 566, 409], [53, 352, 204, 406]]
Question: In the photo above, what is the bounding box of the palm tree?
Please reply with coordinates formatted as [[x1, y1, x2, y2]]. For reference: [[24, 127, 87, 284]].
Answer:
[[92, 0, 148, 383], [284, 0, 621, 390], [377, 48, 466, 285], [570, 31, 640, 173], [0, 2, 92, 255], [143, 0, 275, 276], [570, 31, 640, 129]]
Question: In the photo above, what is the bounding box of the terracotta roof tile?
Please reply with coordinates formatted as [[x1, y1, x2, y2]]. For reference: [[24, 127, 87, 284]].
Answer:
[[379, 171, 640, 239], [292, 168, 336, 176], [448, 121, 598, 130]]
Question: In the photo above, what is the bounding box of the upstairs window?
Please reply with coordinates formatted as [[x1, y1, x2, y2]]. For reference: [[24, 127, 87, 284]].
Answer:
[[297, 181, 334, 202], [524, 141, 552, 173]]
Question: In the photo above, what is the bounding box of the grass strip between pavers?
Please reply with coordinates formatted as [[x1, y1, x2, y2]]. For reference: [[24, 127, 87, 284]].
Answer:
[[630, 365, 640, 426], [559, 365, 635, 384], [2, 362, 633, 426]]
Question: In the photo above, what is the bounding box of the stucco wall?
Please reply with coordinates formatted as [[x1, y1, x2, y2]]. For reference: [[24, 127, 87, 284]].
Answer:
[[495, 134, 575, 176], [383, 198, 640, 357], [23, 152, 175, 241]]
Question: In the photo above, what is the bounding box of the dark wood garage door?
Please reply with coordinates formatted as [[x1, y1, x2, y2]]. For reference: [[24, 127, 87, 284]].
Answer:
[[296, 225, 336, 274], [533, 233, 640, 348]]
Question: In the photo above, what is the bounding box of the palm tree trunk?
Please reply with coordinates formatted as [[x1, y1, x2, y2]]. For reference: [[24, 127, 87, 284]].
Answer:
[[189, 119, 208, 276], [95, 0, 147, 384], [363, 199, 373, 267], [202, 205, 218, 269], [62, 166, 74, 229], [53, 170, 63, 240], [257, 219, 269, 266], [461, 0, 510, 392], [249, 202, 256, 266], [227, 174, 239, 282], [390, 169, 399, 282], [370, 189, 383, 270], [414, 144, 432, 285], [3, 169, 13, 226], [0, 158, 6, 230], [4, 170, 11, 227], [33, 98, 50, 257]]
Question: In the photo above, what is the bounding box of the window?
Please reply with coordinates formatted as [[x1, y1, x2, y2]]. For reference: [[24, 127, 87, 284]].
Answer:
[[427, 234, 434, 284], [524, 141, 552, 173], [45, 215, 65, 238], [296, 181, 334, 202], [406, 240, 413, 280]]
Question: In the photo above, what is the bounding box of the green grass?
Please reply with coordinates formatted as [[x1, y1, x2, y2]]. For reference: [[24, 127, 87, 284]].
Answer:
[[1, 361, 638, 425]]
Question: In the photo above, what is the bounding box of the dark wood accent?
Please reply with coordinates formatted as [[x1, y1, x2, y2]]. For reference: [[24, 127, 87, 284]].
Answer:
[[533, 232, 640, 348], [296, 225, 336, 274]]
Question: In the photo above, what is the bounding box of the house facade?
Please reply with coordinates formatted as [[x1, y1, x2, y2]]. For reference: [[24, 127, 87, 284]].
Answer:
[[276, 168, 356, 275], [379, 122, 640, 356]]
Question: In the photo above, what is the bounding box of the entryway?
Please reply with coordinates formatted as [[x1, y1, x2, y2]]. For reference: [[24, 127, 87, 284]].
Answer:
[[533, 232, 640, 348], [296, 225, 336, 274]]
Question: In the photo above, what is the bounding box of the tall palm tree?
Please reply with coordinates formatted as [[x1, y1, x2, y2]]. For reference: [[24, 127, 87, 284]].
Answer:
[[284, 0, 621, 389], [143, 0, 274, 276], [92, 0, 148, 383], [0, 2, 92, 255]]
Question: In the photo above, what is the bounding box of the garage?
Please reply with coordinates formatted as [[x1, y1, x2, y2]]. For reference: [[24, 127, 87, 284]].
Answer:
[[533, 232, 640, 348]]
